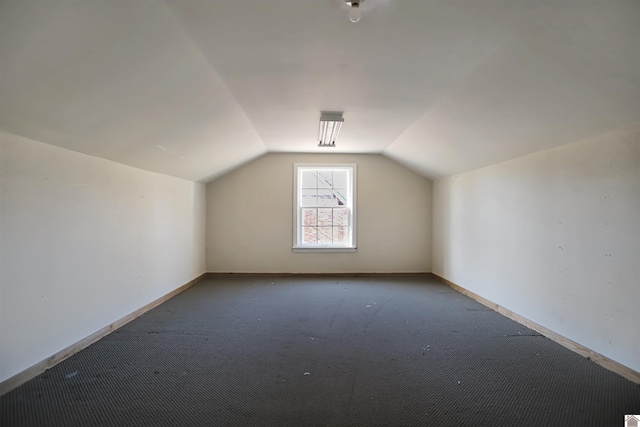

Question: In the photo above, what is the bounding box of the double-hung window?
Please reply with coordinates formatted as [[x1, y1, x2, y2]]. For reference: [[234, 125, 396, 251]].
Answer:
[[293, 164, 356, 252]]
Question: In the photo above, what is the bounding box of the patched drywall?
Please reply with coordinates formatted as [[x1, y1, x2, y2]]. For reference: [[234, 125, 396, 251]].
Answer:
[[0, 131, 206, 383], [206, 153, 432, 273], [432, 123, 640, 373]]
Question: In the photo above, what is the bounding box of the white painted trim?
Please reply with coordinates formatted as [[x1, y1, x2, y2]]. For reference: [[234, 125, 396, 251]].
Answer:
[[292, 247, 357, 253]]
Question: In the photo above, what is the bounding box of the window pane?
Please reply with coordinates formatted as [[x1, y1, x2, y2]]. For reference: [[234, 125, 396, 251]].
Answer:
[[333, 227, 348, 244], [317, 227, 332, 244], [302, 226, 317, 244], [318, 208, 332, 226], [333, 189, 347, 206], [332, 170, 348, 188], [302, 208, 317, 226], [301, 170, 317, 188], [302, 189, 317, 207], [317, 171, 333, 189], [317, 189, 333, 206], [333, 208, 348, 226]]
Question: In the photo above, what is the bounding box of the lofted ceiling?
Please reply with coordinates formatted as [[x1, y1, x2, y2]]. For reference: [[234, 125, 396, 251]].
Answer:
[[1, 0, 638, 182]]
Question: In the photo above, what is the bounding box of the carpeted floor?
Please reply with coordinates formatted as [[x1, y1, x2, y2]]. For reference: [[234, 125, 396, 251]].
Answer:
[[1, 275, 638, 426]]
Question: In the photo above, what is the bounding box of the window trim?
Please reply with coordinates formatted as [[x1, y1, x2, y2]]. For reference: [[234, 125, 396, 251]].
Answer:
[[292, 163, 357, 252]]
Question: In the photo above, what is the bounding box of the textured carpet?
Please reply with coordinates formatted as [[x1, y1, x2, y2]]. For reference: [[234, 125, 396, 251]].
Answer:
[[1, 275, 638, 426]]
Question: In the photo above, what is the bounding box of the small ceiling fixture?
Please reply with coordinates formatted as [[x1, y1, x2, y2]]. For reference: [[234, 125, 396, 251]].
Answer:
[[318, 113, 344, 147], [345, 0, 363, 23]]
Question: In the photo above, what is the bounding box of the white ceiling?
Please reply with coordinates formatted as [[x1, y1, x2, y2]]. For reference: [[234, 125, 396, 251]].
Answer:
[[1, 0, 638, 182]]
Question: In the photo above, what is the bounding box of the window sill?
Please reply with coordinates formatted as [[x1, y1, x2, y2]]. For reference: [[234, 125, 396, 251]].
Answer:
[[292, 247, 357, 253]]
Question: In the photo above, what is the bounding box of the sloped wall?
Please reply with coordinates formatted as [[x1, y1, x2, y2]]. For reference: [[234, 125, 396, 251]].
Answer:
[[206, 153, 432, 273], [432, 123, 640, 372], [0, 132, 206, 383]]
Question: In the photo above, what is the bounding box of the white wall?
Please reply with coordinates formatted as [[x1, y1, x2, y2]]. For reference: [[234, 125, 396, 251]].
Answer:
[[432, 123, 640, 372], [207, 153, 432, 273], [0, 131, 206, 383]]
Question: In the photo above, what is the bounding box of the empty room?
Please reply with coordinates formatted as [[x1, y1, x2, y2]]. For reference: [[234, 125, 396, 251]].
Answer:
[[0, 0, 638, 426]]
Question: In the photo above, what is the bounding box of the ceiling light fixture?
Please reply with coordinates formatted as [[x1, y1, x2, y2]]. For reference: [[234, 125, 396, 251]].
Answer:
[[346, 0, 362, 23], [318, 113, 344, 147]]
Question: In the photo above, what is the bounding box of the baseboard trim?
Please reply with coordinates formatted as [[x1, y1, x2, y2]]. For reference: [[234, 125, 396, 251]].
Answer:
[[205, 272, 432, 278], [433, 274, 640, 384], [0, 273, 206, 396]]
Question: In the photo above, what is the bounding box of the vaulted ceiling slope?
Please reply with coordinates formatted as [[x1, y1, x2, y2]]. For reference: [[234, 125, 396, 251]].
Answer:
[[1, 0, 638, 182]]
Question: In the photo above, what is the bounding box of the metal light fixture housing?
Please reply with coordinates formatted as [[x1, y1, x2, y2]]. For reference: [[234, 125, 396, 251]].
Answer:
[[318, 113, 344, 147], [345, 0, 363, 23]]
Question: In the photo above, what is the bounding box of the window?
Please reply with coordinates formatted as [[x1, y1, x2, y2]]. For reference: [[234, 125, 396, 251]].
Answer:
[[293, 164, 356, 252]]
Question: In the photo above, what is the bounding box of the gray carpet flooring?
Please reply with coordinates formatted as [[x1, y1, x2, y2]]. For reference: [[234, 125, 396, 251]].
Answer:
[[1, 275, 638, 426]]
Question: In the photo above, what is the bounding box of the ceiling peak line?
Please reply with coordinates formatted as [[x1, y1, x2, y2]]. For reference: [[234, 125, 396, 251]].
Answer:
[[163, 0, 268, 153]]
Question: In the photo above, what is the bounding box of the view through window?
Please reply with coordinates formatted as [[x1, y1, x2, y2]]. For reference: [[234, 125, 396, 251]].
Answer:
[[293, 164, 356, 251]]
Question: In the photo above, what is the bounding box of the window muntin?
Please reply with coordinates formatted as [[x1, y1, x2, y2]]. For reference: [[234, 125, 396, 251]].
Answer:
[[293, 164, 356, 251]]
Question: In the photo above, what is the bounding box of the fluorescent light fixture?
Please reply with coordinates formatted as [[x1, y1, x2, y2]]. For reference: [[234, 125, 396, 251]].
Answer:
[[318, 113, 344, 147]]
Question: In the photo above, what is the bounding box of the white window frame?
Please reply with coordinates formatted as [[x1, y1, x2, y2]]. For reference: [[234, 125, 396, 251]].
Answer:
[[293, 163, 357, 252]]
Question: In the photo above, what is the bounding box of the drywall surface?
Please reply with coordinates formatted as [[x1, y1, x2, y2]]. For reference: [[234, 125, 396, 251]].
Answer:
[[0, 131, 206, 383], [206, 153, 432, 273], [432, 123, 640, 372]]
